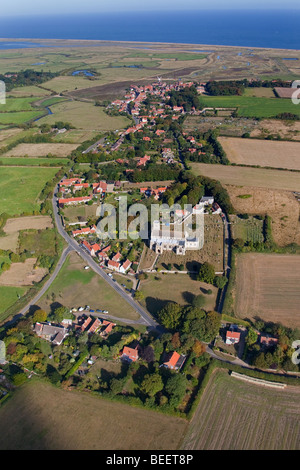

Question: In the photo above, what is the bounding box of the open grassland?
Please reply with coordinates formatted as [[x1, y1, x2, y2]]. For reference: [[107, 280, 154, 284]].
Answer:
[[0, 286, 27, 319], [200, 95, 300, 118], [38, 252, 139, 321], [0, 167, 58, 216], [139, 273, 218, 316], [37, 100, 131, 131], [8, 85, 52, 97], [219, 137, 300, 171], [226, 185, 300, 246], [243, 87, 276, 98], [0, 110, 44, 126], [235, 253, 300, 328], [0, 97, 43, 112], [2, 142, 78, 158], [190, 163, 300, 192], [181, 370, 300, 450], [0, 380, 187, 450]]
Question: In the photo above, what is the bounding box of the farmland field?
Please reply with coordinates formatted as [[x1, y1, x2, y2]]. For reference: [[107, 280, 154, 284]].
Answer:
[[37, 100, 131, 131], [190, 163, 300, 192], [0, 157, 69, 166], [226, 185, 300, 246], [38, 251, 140, 321], [218, 137, 300, 171], [0, 216, 53, 251], [235, 253, 300, 328], [0, 167, 58, 216], [0, 380, 188, 450], [199, 95, 300, 118], [139, 273, 218, 316], [181, 369, 300, 450], [0, 258, 47, 287], [0, 286, 28, 320], [2, 143, 78, 158]]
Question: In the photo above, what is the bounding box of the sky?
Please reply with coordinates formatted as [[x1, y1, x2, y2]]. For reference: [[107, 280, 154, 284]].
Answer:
[[1, 0, 300, 16]]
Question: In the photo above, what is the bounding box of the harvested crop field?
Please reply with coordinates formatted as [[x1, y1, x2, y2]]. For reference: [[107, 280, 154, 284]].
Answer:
[[0, 216, 53, 252], [3, 143, 77, 158], [235, 253, 300, 328], [0, 380, 188, 450], [226, 185, 300, 246], [181, 369, 300, 450], [190, 163, 300, 192], [0, 258, 47, 286], [218, 137, 300, 171]]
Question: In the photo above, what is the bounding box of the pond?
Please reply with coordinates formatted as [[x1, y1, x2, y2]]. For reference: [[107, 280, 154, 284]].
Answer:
[[71, 69, 95, 76]]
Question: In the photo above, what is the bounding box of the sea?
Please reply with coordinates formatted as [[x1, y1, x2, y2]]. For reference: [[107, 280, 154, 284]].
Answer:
[[0, 10, 299, 50]]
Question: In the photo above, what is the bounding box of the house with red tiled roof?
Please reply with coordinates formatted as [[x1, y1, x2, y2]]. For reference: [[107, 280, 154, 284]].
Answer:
[[100, 320, 116, 338], [226, 330, 241, 345], [112, 252, 122, 262], [92, 181, 107, 194], [161, 351, 186, 370], [107, 260, 121, 271], [58, 195, 92, 207], [120, 259, 132, 274], [81, 240, 100, 257], [260, 335, 278, 348], [72, 225, 96, 237], [121, 345, 139, 362], [137, 155, 151, 167]]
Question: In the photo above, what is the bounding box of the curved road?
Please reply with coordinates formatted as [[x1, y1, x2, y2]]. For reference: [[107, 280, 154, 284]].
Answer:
[[52, 186, 160, 331]]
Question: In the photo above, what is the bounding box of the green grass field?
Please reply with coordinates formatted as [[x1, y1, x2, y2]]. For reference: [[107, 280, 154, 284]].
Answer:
[[0, 167, 58, 216], [0, 286, 27, 320], [0, 97, 43, 112], [200, 95, 300, 118], [39, 252, 140, 321], [0, 157, 69, 166], [37, 100, 131, 131]]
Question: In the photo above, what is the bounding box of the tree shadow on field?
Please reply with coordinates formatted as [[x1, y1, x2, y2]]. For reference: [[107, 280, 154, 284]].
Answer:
[[145, 297, 170, 316], [186, 261, 201, 276], [28, 304, 43, 316], [182, 291, 195, 304], [49, 302, 64, 313]]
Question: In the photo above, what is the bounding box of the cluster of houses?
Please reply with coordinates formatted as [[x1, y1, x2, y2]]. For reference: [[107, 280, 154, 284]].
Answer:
[[81, 240, 132, 274], [225, 325, 279, 349], [33, 317, 186, 372], [34, 313, 117, 348], [120, 342, 186, 371], [58, 177, 109, 207], [140, 185, 168, 201]]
